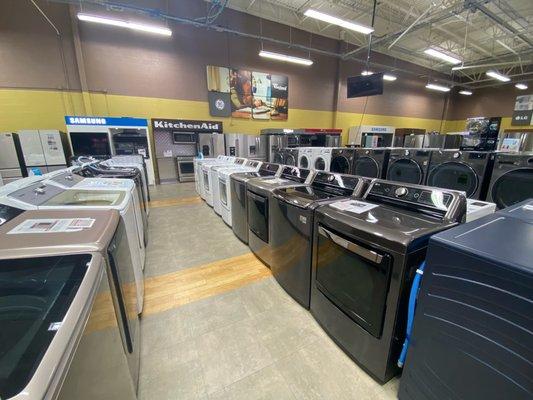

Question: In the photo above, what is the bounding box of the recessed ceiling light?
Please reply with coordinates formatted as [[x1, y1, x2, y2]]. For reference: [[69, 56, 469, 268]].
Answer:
[[258, 50, 313, 66], [424, 48, 462, 65], [383, 74, 397, 81], [361, 70, 373, 76], [486, 70, 510, 82], [515, 83, 528, 90], [426, 83, 451, 92], [304, 9, 374, 35], [459, 90, 473, 95], [77, 13, 172, 36]]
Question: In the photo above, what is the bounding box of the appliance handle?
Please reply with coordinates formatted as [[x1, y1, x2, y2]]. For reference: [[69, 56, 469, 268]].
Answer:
[[248, 191, 266, 204], [318, 226, 383, 263]]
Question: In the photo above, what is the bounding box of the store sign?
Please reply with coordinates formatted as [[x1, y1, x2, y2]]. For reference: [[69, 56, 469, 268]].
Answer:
[[511, 110, 532, 126], [151, 118, 223, 132], [65, 116, 147, 127], [359, 125, 395, 134], [511, 95, 533, 126]]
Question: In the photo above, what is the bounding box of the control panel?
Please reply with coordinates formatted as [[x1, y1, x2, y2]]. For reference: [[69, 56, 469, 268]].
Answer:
[[367, 180, 453, 209], [261, 163, 280, 173], [8, 182, 65, 206], [313, 172, 361, 191], [48, 171, 84, 187], [280, 166, 310, 182]]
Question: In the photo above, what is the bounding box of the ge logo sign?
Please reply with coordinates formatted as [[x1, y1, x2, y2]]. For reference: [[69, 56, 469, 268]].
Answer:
[[215, 99, 225, 110]]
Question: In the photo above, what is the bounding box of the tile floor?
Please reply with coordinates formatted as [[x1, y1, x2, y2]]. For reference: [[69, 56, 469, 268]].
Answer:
[[140, 183, 400, 399]]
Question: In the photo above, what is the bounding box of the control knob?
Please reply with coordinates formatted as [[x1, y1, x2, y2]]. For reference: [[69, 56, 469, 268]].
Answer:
[[327, 174, 335, 182], [395, 187, 408, 197]]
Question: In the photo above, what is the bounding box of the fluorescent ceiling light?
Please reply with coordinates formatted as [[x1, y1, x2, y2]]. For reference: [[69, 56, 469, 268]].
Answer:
[[459, 90, 473, 95], [304, 9, 374, 35], [383, 74, 397, 81], [425, 83, 451, 92], [258, 50, 313, 66], [361, 70, 373, 76], [77, 13, 172, 36], [486, 70, 510, 82], [515, 83, 528, 90], [424, 48, 461, 65]]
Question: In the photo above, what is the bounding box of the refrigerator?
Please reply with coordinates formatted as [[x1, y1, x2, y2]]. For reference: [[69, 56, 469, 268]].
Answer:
[[224, 134, 265, 160], [0, 132, 26, 184], [18, 130, 71, 175], [198, 133, 225, 158]]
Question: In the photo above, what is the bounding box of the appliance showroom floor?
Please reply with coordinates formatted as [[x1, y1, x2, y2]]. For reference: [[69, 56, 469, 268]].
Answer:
[[140, 183, 399, 399]]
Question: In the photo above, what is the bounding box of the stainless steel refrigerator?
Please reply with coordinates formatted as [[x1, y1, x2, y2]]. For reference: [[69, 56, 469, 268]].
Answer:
[[198, 133, 225, 158], [18, 130, 71, 175], [0, 132, 26, 184], [224, 134, 265, 160]]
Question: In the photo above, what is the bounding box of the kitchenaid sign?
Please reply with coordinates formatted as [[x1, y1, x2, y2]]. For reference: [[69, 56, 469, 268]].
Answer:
[[151, 118, 223, 132]]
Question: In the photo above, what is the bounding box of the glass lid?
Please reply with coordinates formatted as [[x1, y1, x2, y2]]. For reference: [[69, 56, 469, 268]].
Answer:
[[0, 254, 90, 399], [43, 190, 126, 206], [281, 186, 334, 201]]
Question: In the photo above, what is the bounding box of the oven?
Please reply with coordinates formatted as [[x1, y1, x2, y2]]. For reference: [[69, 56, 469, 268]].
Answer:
[[177, 157, 195, 182], [247, 190, 269, 242], [315, 224, 393, 338]]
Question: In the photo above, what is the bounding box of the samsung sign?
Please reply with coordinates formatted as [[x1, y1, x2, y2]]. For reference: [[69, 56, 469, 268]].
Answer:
[[152, 118, 223, 133], [65, 116, 148, 127]]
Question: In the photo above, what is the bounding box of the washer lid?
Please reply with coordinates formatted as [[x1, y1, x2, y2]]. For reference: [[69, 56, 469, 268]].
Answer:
[[42, 190, 126, 207]]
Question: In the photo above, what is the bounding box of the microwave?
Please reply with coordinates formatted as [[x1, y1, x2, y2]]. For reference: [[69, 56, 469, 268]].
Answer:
[[172, 132, 197, 144]]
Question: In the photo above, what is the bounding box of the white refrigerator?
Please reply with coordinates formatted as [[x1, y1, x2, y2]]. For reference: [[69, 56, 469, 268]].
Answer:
[[18, 130, 71, 175]]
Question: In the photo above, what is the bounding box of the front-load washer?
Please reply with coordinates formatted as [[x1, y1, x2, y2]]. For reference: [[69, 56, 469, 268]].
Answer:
[[0, 182, 145, 315], [272, 148, 284, 164], [194, 155, 227, 194], [486, 151, 533, 209], [310, 180, 466, 383], [313, 147, 332, 171], [270, 172, 371, 308], [246, 166, 315, 267], [298, 147, 314, 169], [426, 150, 495, 199], [353, 148, 390, 179], [330, 148, 355, 174], [230, 163, 282, 243], [399, 209, 532, 400], [386, 148, 433, 184], [0, 208, 140, 399], [282, 148, 299, 166], [204, 158, 246, 207]]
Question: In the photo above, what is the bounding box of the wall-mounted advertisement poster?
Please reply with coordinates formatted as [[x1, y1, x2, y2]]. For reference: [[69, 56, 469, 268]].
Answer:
[[206, 65, 288, 120], [512, 94, 533, 126]]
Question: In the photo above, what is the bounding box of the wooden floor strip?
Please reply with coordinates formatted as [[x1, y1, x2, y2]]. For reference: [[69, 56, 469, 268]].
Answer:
[[149, 196, 202, 208]]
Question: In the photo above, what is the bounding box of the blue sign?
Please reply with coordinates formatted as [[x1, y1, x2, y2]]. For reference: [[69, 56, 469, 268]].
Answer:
[[65, 116, 148, 127]]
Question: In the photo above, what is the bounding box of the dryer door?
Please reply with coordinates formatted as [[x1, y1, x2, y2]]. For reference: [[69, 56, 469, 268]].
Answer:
[[427, 161, 479, 198], [354, 156, 379, 178], [285, 154, 296, 166], [387, 159, 423, 184], [330, 156, 351, 174], [314, 157, 326, 171], [491, 168, 533, 208], [273, 152, 284, 164], [299, 155, 310, 169]]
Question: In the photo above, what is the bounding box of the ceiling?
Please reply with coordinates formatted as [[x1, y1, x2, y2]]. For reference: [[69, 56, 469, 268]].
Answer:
[[226, 0, 533, 87]]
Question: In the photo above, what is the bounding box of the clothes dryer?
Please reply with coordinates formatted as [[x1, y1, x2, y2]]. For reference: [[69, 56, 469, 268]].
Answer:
[[487, 151, 533, 208], [230, 163, 282, 243], [194, 155, 227, 194], [271, 173, 371, 308], [330, 148, 355, 174], [386, 148, 433, 184], [310, 180, 466, 383], [353, 148, 390, 179], [204, 158, 246, 207], [282, 148, 299, 166], [313, 147, 332, 171], [298, 147, 314, 169], [426, 150, 495, 199], [0, 209, 140, 399]]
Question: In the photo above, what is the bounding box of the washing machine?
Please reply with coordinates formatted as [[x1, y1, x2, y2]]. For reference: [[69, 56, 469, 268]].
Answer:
[[313, 147, 332, 171], [330, 148, 356, 174], [353, 148, 390, 179], [194, 155, 227, 194], [310, 180, 467, 383], [270, 172, 371, 308], [204, 158, 246, 207], [230, 162, 283, 244], [212, 160, 261, 216], [282, 148, 299, 166], [272, 148, 284, 164], [0, 181, 145, 315], [386, 148, 433, 184], [399, 208, 532, 400], [197, 156, 236, 200], [104, 154, 151, 204], [246, 166, 315, 267], [487, 152, 533, 209], [0, 208, 139, 399], [298, 147, 314, 169]]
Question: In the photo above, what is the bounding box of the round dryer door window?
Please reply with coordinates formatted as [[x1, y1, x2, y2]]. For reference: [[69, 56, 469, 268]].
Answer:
[[273, 153, 283, 164], [315, 157, 326, 170], [286, 155, 296, 166], [491, 168, 533, 208], [299, 156, 309, 169], [387, 159, 422, 184], [427, 162, 478, 197], [354, 157, 379, 178], [330, 156, 350, 173]]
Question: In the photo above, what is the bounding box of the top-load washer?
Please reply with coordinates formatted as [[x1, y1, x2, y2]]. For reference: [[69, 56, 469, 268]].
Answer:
[[330, 148, 355, 174], [298, 147, 314, 169], [270, 172, 371, 308], [486, 151, 533, 209], [0, 209, 139, 400], [282, 148, 299, 166], [230, 162, 282, 243], [312, 147, 332, 171], [399, 207, 533, 400], [103, 154, 151, 203], [204, 158, 246, 207], [247, 166, 315, 267], [353, 148, 390, 179], [310, 180, 466, 383], [0, 181, 145, 315], [426, 150, 495, 199], [386, 148, 433, 184]]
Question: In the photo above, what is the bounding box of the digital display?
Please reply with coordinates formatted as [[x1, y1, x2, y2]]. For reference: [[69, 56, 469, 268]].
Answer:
[[347, 73, 384, 98]]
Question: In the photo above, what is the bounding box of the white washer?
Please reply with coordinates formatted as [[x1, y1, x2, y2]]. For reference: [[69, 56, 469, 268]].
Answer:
[[298, 147, 314, 169], [312, 147, 332, 171], [195, 156, 234, 197], [204, 158, 246, 206], [0, 181, 145, 315]]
